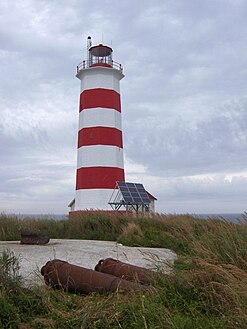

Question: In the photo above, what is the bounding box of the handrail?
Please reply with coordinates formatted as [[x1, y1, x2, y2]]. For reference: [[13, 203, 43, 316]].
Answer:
[[77, 60, 123, 74]]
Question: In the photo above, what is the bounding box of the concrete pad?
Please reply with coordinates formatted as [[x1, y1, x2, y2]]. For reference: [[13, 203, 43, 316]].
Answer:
[[0, 239, 176, 286]]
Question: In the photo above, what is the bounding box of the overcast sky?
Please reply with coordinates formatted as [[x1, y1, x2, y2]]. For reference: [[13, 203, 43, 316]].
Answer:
[[1, 0, 247, 215]]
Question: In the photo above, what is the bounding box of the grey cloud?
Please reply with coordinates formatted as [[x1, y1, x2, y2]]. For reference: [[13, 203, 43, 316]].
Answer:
[[154, 174, 247, 213], [124, 97, 247, 176]]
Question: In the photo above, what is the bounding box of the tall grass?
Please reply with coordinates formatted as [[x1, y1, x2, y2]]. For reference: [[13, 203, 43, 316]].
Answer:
[[0, 212, 127, 241], [1, 213, 247, 328]]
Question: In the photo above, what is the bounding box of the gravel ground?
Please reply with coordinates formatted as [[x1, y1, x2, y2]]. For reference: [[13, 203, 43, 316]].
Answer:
[[0, 239, 176, 286]]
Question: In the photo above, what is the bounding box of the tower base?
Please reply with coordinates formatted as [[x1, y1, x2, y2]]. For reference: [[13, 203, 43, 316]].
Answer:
[[68, 210, 129, 219]]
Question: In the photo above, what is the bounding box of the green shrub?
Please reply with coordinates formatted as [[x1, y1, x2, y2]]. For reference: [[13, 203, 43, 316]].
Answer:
[[0, 296, 19, 329], [0, 249, 22, 296]]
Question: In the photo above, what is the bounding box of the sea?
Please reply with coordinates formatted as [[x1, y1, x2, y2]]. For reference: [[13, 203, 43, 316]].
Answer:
[[192, 213, 246, 224]]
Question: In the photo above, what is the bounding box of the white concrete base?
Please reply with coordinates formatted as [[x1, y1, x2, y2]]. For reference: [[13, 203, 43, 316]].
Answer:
[[0, 239, 176, 286]]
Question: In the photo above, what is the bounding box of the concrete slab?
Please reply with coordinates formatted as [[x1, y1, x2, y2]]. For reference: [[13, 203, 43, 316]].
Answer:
[[0, 239, 176, 286]]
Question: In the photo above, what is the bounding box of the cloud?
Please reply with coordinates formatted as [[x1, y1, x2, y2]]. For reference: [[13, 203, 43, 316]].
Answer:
[[124, 97, 247, 177], [1, 0, 247, 214]]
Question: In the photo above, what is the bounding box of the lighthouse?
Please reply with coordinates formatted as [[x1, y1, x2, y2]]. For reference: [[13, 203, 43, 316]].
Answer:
[[72, 36, 125, 211]]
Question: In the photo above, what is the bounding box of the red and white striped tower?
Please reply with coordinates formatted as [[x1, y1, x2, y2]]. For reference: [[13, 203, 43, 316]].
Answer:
[[74, 37, 125, 211]]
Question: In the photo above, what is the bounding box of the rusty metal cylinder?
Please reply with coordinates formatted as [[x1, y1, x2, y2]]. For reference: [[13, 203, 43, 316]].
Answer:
[[41, 259, 148, 294], [95, 258, 157, 284], [20, 230, 49, 245]]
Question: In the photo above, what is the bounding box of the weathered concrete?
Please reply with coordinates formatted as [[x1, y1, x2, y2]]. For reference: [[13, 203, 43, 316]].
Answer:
[[0, 239, 176, 286]]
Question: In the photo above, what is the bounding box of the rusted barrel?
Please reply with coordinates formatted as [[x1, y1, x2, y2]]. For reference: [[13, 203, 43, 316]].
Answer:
[[41, 259, 149, 294], [20, 231, 49, 245], [95, 258, 157, 284]]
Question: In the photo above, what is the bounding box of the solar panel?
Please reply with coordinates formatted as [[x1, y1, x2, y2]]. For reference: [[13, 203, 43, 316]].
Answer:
[[117, 182, 150, 205]]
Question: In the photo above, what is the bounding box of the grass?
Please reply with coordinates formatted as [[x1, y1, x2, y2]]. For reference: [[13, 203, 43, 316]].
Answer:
[[0, 212, 247, 328]]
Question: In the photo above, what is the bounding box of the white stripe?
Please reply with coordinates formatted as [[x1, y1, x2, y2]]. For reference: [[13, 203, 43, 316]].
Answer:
[[77, 67, 123, 93], [75, 189, 115, 210], [77, 145, 124, 169], [79, 108, 122, 130]]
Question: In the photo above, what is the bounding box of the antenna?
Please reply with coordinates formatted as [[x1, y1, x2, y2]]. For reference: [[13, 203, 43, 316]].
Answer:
[[102, 32, 104, 44]]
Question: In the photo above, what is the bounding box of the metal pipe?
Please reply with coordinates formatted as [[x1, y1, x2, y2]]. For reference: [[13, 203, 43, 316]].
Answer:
[[41, 259, 149, 294], [95, 258, 158, 285]]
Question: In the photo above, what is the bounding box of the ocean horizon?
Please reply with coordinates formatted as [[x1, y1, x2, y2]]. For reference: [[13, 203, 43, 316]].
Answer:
[[193, 213, 246, 223]]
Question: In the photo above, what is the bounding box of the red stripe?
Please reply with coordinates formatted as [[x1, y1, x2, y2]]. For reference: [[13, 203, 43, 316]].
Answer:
[[80, 88, 121, 112], [76, 167, 125, 189], [78, 127, 123, 148]]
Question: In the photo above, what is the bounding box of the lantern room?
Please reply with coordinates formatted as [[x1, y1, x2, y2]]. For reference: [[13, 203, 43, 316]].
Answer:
[[76, 36, 122, 73], [89, 44, 113, 68]]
